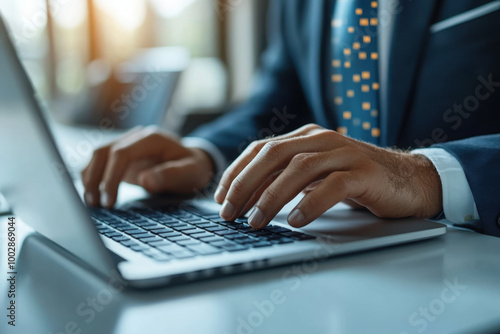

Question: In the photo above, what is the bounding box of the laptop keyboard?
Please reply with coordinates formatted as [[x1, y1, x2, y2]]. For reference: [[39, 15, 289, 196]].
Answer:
[[89, 206, 315, 262]]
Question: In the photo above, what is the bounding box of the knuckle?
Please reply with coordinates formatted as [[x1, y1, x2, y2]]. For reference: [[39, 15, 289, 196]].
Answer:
[[261, 141, 284, 159], [303, 123, 322, 132], [230, 177, 246, 195], [220, 169, 238, 187], [320, 129, 339, 140], [247, 140, 264, 156], [304, 191, 323, 208], [261, 188, 280, 204], [291, 153, 319, 170], [331, 173, 349, 194]]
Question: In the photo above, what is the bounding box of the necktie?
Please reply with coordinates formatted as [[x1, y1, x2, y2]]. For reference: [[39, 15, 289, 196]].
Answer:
[[330, 0, 381, 144]]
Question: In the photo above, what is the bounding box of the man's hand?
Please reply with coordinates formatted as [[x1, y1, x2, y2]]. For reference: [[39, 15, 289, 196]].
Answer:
[[214, 124, 443, 229], [82, 126, 214, 208]]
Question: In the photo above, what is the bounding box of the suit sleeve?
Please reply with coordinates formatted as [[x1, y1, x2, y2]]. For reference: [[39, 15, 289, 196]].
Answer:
[[187, 0, 313, 163], [435, 134, 500, 237]]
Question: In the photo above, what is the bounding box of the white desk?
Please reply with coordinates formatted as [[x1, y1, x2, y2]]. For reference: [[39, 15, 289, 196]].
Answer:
[[2, 123, 500, 334]]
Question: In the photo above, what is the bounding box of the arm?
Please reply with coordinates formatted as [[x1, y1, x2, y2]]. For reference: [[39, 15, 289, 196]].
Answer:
[[434, 134, 500, 237]]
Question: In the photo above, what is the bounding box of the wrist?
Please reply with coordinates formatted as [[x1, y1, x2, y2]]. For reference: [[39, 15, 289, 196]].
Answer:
[[189, 147, 216, 189], [410, 154, 443, 218]]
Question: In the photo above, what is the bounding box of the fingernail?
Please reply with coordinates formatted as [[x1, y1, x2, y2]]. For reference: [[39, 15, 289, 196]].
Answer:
[[220, 200, 235, 219], [100, 192, 111, 208], [84, 192, 95, 206], [214, 186, 227, 203], [248, 207, 264, 228], [288, 209, 305, 227]]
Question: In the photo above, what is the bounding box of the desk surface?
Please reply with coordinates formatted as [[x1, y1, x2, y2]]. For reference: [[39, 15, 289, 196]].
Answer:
[[2, 212, 500, 334], [2, 123, 500, 334]]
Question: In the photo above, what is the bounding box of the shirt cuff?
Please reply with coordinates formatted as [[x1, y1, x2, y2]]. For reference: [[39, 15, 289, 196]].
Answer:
[[182, 137, 228, 178], [412, 148, 479, 224]]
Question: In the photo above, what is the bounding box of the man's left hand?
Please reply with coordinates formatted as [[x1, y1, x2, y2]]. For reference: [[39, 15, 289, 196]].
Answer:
[[214, 124, 443, 229]]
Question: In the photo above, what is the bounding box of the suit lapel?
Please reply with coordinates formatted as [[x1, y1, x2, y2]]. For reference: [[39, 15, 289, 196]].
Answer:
[[380, 0, 439, 146]]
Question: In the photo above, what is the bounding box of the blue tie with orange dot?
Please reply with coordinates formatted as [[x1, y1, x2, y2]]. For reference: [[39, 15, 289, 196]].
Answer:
[[331, 0, 381, 144]]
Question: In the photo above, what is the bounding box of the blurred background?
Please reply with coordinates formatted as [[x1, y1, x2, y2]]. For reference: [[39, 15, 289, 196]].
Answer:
[[0, 0, 270, 135]]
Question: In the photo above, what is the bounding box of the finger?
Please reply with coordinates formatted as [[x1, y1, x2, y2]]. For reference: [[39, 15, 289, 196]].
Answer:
[[81, 146, 109, 206], [220, 132, 345, 221], [239, 169, 283, 217], [81, 126, 143, 206], [99, 132, 167, 207], [248, 150, 356, 228], [288, 171, 364, 228], [214, 124, 324, 204], [302, 179, 324, 194], [138, 158, 208, 194]]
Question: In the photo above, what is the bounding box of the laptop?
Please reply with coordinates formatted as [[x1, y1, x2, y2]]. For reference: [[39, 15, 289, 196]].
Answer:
[[0, 17, 446, 288]]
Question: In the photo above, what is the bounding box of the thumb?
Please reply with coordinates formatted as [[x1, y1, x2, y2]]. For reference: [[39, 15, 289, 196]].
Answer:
[[138, 159, 209, 194]]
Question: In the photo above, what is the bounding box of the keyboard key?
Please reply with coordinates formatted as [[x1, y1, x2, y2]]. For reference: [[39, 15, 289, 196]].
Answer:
[[142, 248, 163, 257], [182, 228, 205, 235], [221, 244, 249, 252], [120, 240, 139, 247], [177, 238, 201, 246], [225, 233, 248, 240], [186, 243, 222, 255], [280, 231, 307, 239], [149, 240, 173, 248], [162, 220, 185, 227], [273, 237, 294, 244], [119, 225, 142, 232], [130, 244, 149, 252], [170, 250, 196, 259], [209, 240, 236, 248], [237, 226, 256, 232], [194, 222, 214, 228], [214, 230, 239, 236], [112, 235, 130, 242], [200, 236, 225, 243], [168, 235, 190, 242], [122, 228, 144, 235], [233, 237, 260, 244], [141, 236, 163, 244], [150, 253, 172, 261], [267, 226, 290, 233], [251, 241, 273, 248], [159, 231, 182, 238], [97, 227, 113, 234], [297, 234, 316, 240], [133, 233, 154, 239], [190, 232, 215, 239], [202, 214, 223, 220], [204, 225, 227, 232], [142, 224, 166, 231], [126, 229, 148, 236], [157, 244, 186, 254], [173, 224, 194, 231], [135, 222, 157, 228], [104, 231, 121, 238]]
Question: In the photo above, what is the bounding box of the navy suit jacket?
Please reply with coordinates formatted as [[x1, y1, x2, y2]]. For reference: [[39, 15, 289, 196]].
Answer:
[[190, 0, 500, 236]]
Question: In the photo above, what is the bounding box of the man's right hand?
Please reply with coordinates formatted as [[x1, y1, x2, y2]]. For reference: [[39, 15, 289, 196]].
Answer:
[[81, 126, 215, 208]]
